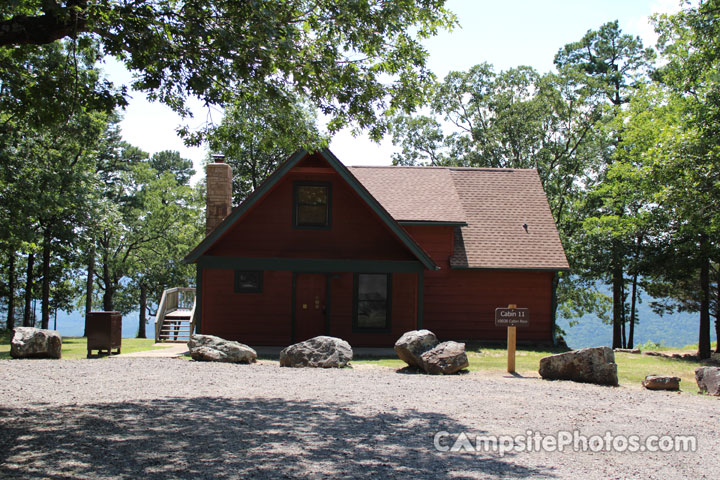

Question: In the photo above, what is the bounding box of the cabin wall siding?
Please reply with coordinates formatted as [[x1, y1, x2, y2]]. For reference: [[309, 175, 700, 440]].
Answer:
[[200, 269, 418, 347], [201, 269, 293, 345], [404, 225, 554, 342], [207, 167, 416, 261], [423, 269, 554, 342]]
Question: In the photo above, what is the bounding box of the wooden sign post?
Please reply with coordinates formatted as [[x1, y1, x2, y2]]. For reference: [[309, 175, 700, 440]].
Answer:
[[507, 304, 517, 373], [494, 304, 530, 374]]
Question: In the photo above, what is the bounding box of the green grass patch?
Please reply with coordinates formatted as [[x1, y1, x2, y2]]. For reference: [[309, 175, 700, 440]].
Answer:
[[680, 341, 717, 351], [0, 331, 166, 360], [353, 344, 705, 391], [613, 352, 698, 386], [353, 345, 564, 374]]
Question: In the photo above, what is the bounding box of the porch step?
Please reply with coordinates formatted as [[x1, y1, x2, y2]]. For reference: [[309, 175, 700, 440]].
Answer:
[[158, 319, 192, 342]]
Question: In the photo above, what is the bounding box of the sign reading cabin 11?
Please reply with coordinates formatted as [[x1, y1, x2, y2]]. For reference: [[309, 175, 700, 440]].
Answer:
[[494, 308, 530, 327]]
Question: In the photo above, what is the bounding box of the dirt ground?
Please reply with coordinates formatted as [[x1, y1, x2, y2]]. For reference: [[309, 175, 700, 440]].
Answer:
[[0, 358, 717, 479]]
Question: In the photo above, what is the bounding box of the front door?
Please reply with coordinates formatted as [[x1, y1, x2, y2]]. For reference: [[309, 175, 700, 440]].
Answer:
[[295, 273, 327, 341]]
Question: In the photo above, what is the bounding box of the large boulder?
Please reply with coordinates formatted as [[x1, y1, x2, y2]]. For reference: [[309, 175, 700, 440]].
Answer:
[[642, 374, 681, 391], [394, 329, 438, 368], [421, 341, 469, 375], [10, 327, 62, 359], [187, 334, 257, 363], [280, 336, 353, 368], [695, 366, 720, 396], [539, 346, 618, 386]]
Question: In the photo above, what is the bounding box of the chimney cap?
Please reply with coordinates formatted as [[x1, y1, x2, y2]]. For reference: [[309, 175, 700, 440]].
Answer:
[[211, 154, 226, 163]]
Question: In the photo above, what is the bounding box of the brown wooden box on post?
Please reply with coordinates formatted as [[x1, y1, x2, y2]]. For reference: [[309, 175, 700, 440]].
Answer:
[[87, 311, 122, 357]]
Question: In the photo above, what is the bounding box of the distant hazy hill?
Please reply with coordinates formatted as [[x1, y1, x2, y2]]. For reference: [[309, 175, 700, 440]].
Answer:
[[557, 288, 717, 349]]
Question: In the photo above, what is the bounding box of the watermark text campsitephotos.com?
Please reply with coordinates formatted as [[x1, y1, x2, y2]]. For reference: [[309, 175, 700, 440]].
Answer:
[[433, 430, 697, 456]]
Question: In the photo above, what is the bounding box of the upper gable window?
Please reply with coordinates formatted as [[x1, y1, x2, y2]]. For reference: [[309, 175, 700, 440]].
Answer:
[[294, 182, 331, 228]]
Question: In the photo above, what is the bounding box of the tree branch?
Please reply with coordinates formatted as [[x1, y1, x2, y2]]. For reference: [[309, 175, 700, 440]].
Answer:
[[0, 1, 88, 46]]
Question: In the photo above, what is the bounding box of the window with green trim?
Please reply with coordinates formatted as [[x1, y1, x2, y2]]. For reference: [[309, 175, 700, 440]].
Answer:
[[294, 183, 330, 228], [354, 273, 391, 330], [235, 271, 263, 293]]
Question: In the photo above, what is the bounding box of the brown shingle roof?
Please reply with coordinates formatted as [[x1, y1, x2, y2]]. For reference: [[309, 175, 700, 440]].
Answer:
[[348, 166, 569, 271], [349, 167, 466, 223]]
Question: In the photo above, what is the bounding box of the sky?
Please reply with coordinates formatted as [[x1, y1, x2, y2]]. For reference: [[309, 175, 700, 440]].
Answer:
[[108, 0, 684, 176]]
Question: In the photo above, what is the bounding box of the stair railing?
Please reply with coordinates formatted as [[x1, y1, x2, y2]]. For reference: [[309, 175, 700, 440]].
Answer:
[[155, 288, 171, 342], [155, 287, 196, 342], [188, 297, 197, 340]]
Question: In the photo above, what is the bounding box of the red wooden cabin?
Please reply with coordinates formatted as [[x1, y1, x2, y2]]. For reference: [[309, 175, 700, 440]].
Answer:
[[184, 149, 569, 347]]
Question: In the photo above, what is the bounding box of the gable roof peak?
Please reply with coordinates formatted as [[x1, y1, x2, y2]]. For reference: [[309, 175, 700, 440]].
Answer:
[[183, 148, 438, 270]]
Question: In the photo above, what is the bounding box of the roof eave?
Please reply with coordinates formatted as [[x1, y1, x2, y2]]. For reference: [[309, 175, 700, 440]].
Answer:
[[398, 220, 468, 227], [450, 265, 571, 272]]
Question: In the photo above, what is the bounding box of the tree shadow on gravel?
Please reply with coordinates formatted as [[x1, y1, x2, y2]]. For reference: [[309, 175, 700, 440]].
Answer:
[[0, 397, 558, 479]]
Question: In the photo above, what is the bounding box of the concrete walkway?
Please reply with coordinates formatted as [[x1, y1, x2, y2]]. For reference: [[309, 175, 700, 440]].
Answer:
[[115, 343, 189, 358]]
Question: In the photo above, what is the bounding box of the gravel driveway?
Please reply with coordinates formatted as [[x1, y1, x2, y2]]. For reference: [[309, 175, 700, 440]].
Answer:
[[0, 358, 717, 479]]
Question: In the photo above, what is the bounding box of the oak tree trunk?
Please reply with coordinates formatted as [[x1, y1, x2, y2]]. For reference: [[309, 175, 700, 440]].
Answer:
[[102, 257, 113, 311], [84, 240, 95, 337], [137, 284, 147, 339], [6, 252, 15, 331], [611, 244, 624, 349], [23, 252, 35, 327], [715, 279, 719, 354], [621, 280, 627, 349], [41, 230, 51, 330], [698, 234, 711, 360], [629, 271, 638, 350]]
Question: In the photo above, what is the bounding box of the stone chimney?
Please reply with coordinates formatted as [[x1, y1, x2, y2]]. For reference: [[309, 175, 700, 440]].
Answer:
[[206, 155, 232, 235]]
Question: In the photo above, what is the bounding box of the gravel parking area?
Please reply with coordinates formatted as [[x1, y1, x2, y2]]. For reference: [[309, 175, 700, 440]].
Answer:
[[0, 358, 717, 479]]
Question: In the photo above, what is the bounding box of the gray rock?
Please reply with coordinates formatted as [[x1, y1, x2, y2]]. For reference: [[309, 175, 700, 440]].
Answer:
[[671, 352, 698, 361], [187, 334, 256, 363], [614, 348, 641, 354], [642, 374, 681, 391], [539, 346, 618, 386], [394, 329, 438, 368], [695, 366, 720, 396], [10, 327, 62, 359], [421, 341, 469, 375], [280, 336, 352, 368]]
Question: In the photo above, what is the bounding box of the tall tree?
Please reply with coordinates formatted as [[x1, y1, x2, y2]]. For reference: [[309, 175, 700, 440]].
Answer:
[[119, 152, 202, 338], [653, 0, 720, 359], [94, 148, 201, 326], [1, 0, 456, 140], [555, 20, 655, 348]]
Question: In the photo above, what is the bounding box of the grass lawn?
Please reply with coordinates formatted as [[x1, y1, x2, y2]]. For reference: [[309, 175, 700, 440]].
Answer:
[[354, 344, 713, 392], [0, 330, 166, 360]]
